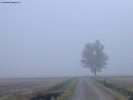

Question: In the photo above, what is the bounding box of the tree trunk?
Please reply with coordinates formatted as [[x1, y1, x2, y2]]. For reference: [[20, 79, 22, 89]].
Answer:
[[95, 70, 97, 77]]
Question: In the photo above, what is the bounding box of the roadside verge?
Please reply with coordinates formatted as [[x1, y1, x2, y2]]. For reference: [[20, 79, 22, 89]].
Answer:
[[89, 78, 128, 100], [57, 78, 77, 100]]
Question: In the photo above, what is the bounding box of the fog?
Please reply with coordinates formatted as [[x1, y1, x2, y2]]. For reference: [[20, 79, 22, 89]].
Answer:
[[0, 0, 133, 78]]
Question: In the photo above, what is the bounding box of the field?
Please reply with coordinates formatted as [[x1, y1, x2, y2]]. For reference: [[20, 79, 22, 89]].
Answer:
[[0, 77, 71, 98], [93, 76, 133, 90], [0, 76, 132, 100], [92, 76, 133, 99]]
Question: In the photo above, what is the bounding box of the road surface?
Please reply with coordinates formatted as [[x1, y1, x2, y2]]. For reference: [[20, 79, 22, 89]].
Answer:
[[70, 78, 114, 100]]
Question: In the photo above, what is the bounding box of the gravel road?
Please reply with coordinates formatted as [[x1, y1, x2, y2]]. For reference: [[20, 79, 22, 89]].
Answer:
[[70, 78, 114, 100]]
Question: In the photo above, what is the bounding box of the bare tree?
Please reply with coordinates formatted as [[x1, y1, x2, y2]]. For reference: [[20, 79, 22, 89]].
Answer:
[[80, 40, 108, 76]]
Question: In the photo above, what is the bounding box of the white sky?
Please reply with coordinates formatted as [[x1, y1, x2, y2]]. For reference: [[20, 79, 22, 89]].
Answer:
[[0, 0, 133, 78]]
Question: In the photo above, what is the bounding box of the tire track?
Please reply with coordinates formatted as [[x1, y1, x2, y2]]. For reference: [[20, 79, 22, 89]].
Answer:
[[70, 77, 114, 100], [70, 78, 94, 100]]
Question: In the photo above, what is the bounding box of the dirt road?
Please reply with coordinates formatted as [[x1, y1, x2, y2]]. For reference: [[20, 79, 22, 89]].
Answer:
[[70, 78, 114, 100]]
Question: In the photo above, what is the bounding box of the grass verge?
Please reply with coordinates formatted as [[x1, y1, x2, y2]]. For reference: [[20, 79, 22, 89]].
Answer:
[[57, 79, 77, 100], [89, 78, 128, 100]]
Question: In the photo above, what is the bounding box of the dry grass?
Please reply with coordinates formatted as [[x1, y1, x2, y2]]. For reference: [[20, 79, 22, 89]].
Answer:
[[57, 79, 77, 100], [90, 78, 128, 100], [0, 78, 72, 100]]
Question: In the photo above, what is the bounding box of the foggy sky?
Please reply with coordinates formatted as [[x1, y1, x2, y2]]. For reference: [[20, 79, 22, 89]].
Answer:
[[0, 0, 133, 78]]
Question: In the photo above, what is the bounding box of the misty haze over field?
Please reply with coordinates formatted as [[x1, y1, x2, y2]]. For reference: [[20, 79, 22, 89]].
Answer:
[[0, 0, 133, 78]]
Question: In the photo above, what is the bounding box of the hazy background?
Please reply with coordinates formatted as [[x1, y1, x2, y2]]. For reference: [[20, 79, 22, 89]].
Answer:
[[0, 0, 133, 78]]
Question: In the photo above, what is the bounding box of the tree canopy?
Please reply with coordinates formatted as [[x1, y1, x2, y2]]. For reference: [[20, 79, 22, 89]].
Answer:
[[80, 40, 109, 76]]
